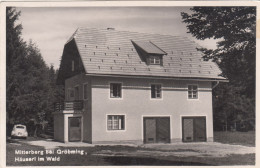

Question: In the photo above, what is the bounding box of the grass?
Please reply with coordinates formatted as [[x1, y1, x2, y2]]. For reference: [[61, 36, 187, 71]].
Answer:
[[214, 131, 255, 146]]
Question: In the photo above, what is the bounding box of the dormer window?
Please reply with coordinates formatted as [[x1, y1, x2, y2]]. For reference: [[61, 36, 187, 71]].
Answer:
[[131, 40, 167, 66], [149, 56, 161, 65]]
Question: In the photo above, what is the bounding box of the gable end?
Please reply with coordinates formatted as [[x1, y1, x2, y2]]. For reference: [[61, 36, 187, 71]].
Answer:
[[57, 39, 85, 85]]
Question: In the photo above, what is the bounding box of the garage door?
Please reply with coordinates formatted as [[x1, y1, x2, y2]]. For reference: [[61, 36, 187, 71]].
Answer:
[[143, 117, 170, 143], [182, 117, 206, 142]]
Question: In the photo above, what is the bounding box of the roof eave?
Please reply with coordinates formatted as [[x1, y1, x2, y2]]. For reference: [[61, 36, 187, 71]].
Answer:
[[84, 73, 228, 82]]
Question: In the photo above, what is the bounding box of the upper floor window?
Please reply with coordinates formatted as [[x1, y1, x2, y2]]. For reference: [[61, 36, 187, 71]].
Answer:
[[151, 84, 162, 99], [69, 89, 74, 98], [83, 83, 88, 100], [107, 115, 125, 130], [149, 56, 161, 65], [66, 88, 71, 100], [188, 85, 198, 99], [110, 83, 122, 98], [74, 86, 79, 100]]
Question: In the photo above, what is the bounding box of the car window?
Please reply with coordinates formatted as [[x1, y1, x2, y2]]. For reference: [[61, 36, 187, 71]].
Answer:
[[16, 126, 25, 129]]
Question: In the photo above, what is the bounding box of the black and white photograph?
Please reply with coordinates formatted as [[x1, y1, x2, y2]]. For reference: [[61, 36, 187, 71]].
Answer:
[[0, 1, 257, 167]]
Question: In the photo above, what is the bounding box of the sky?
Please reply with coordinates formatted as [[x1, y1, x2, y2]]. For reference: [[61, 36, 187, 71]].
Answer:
[[17, 7, 218, 69]]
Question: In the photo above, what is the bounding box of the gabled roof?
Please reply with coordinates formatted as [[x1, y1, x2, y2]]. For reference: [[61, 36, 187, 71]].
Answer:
[[66, 27, 226, 80]]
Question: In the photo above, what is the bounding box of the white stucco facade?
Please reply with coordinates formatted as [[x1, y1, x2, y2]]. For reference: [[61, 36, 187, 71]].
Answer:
[[54, 74, 214, 144]]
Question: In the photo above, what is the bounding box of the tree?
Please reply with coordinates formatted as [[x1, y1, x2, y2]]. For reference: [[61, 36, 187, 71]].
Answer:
[[6, 7, 27, 126], [6, 7, 64, 136], [181, 7, 256, 131], [45, 65, 64, 126]]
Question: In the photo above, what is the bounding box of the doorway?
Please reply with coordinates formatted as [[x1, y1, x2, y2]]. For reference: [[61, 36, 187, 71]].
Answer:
[[182, 116, 206, 142], [143, 117, 170, 143], [68, 117, 81, 142]]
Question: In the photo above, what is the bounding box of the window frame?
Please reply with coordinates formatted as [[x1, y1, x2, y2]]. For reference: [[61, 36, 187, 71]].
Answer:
[[150, 84, 162, 99], [74, 85, 80, 100], [149, 56, 161, 65], [106, 114, 126, 131], [66, 88, 71, 100], [187, 84, 198, 99], [109, 82, 123, 99], [69, 88, 75, 98]]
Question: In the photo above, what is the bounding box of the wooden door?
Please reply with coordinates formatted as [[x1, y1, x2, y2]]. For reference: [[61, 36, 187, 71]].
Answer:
[[144, 117, 170, 143], [68, 117, 81, 142], [194, 117, 206, 141], [182, 117, 206, 142], [183, 118, 194, 142], [156, 117, 170, 143], [144, 118, 156, 143]]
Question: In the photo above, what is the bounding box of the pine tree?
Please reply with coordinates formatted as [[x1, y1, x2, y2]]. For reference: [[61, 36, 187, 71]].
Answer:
[[6, 7, 64, 136], [6, 7, 27, 125]]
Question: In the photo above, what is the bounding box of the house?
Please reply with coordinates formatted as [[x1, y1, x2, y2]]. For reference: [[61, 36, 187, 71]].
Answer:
[[53, 27, 227, 144]]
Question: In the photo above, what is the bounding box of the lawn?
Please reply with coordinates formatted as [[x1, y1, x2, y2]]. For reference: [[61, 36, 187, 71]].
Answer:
[[214, 131, 255, 146]]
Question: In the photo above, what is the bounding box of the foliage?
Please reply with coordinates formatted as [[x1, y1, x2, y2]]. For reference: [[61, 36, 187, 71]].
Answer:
[[181, 7, 256, 130], [6, 7, 64, 135]]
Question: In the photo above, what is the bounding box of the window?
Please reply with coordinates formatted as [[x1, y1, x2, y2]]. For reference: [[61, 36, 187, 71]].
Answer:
[[151, 84, 162, 99], [72, 60, 74, 71], [83, 83, 88, 100], [67, 88, 70, 100], [107, 115, 125, 130], [149, 56, 161, 65], [188, 85, 198, 99], [74, 86, 79, 100], [70, 118, 81, 127], [70, 89, 74, 98], [110, 83, 122, 98]]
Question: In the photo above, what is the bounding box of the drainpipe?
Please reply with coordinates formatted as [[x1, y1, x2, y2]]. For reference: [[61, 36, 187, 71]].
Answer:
[[212, 81, 219, 89]]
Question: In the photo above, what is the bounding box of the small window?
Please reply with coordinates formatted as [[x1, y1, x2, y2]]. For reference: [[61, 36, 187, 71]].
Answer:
[[70, 89, 74, 98], [110, 83, 122, 98], [67, 88, 70, 100], [16, 126, 25, 129], [70, 118, 80, 127], [151, 84, 162, 99], [107, 115, 125, 130], [83, 83, 88, 100], [188, 85, 198, 99], [74, 86, 79, 100], [72, 60, 74, 71], [149, 56, 161, 65]]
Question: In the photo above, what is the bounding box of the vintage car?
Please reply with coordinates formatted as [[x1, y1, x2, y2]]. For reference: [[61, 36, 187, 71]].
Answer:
[[11, 124, 28, 139]]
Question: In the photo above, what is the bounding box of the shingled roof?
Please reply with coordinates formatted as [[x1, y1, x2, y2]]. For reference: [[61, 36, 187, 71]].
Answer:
[[66, 27, 226, 80]]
